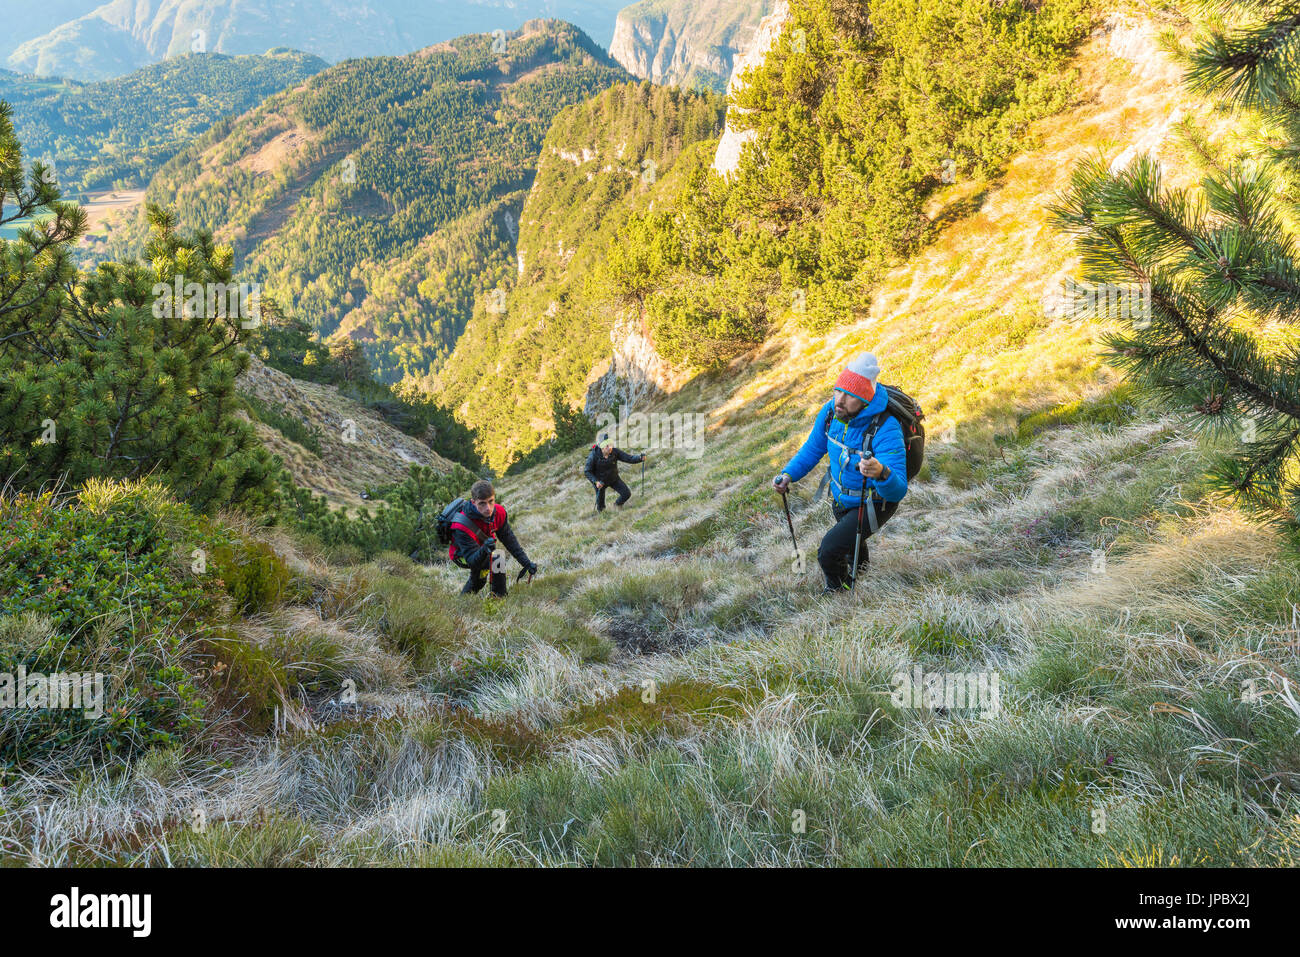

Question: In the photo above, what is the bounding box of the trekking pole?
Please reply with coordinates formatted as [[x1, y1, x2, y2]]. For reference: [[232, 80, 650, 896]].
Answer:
[[779, 489, 799, 556], [641, 455, 645, 499], [851, 480, 867, 592]]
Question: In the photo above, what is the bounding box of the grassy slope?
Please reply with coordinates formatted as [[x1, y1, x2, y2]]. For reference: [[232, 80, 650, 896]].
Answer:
[[3, 11, 1298, 866], [236, 356, 461, 511]]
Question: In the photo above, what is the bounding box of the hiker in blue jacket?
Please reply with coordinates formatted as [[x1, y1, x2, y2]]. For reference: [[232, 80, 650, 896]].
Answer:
[[773, 353, 909, 593]]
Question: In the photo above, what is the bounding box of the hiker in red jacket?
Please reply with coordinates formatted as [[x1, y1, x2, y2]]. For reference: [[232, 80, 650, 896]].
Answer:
[[448, 480, 537, 597]]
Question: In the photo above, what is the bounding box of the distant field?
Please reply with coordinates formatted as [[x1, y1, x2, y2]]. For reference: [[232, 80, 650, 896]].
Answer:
[[80, 189, 144, 230], [0, 190, 144, 245]]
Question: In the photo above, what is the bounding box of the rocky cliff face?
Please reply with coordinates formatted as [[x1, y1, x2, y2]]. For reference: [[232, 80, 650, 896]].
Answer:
[[712, 0, 790, 177], [583, 311, 681, 416], [586, 0, 786, 413], [609, 0, 771, 92]]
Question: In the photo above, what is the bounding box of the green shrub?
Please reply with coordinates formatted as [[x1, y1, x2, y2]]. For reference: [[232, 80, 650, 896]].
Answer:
[[573, 565, 713, 653], [648, 273, 769, 370], [0, 481, 225, 768], [200, 627, 288, 733], [1018, 626, 1119, 703], [371, 579, 469, 669], [564, 680, 752, 738], [168, 815, 325, 867], [576, 565, 710, 618], [523, 611, 613, 663], [425, 648, 522, 700], [419, 708, 545, 767], [902, 617, 977, 655], [926, 450, 980, 490], [213, 541, 296, 615], [279, 464, 474, 564], [0, 479, 332, 767]]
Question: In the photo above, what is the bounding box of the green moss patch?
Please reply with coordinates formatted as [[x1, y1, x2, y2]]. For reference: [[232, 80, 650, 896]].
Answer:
[[564, 680, 753, 738]]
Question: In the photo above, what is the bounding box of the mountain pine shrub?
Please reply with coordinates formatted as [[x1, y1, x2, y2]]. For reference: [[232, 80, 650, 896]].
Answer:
[[1053, 0, 1300, 521]]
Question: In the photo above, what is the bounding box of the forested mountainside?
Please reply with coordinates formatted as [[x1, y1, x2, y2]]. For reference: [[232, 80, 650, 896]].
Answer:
[[0, 50, 327, 192], [7, 0, 632, 81], [431, 80, 726, 472], [440, 0, 1091, 472], [106, 21, 631, 382]]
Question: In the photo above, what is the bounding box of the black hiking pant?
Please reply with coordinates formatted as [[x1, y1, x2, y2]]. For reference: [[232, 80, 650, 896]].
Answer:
[[594, 477, 632, 511], [461, 552, 508, 597], [818, 498, 899, 589]]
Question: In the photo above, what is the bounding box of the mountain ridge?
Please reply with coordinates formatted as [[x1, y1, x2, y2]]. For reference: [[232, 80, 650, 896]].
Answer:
[[0, 49, 328, 193], [105, 20, 632, 383], [237, 355, 459, 509], [9, 0, 634, 80]]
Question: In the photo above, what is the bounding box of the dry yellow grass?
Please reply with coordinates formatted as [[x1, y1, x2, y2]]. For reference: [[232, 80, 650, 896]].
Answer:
[[237, 356, 459, 510]]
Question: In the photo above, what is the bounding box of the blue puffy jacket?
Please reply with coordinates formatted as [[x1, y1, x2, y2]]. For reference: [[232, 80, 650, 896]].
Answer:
[[782, 388, 909, 508]]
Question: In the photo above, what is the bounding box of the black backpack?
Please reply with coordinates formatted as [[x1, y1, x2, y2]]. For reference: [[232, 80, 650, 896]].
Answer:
[[822, 384, 926, 481], [436, 498, 471, 566]]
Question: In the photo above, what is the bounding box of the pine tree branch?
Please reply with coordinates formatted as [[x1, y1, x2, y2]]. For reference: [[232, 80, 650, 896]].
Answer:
[[1186, 6, 1300, 109], [1102, 225, 1300, 421]]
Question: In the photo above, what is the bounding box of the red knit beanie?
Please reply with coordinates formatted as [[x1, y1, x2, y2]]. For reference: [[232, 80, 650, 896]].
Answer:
[[833, 353, 880, 404]]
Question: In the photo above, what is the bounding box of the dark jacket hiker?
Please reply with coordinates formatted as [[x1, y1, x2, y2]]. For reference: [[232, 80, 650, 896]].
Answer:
[[584, 440, 646, 511], [773, 353, 910, 593], [449, 480, 537, 597]]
